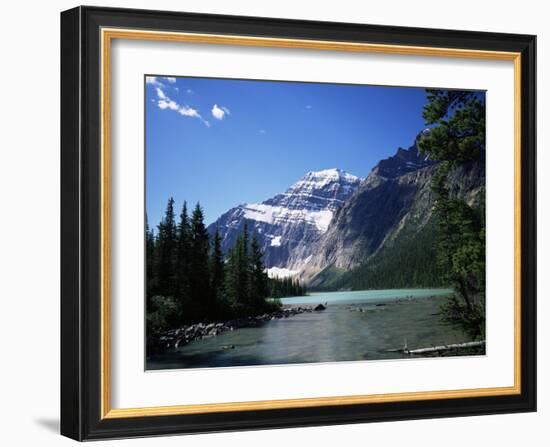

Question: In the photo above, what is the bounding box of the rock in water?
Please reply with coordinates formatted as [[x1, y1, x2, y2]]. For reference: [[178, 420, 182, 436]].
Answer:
[[314, 303, 327, 311]]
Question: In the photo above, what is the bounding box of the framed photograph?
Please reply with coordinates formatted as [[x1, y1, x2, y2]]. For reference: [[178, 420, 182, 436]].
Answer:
[[61, 6, 536, 441]]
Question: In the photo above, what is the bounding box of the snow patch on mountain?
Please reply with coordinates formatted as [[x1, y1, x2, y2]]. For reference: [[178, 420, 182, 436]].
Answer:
[[270, 235, 282, 247], [242, 204, 333, 234], [266, 267, 299, 279]]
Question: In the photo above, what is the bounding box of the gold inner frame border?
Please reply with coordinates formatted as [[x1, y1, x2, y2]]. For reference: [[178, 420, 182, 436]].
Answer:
[[100, 27, 522, 419]]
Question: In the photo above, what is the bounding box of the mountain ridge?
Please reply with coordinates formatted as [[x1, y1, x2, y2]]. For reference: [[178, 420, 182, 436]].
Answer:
[[208, 129, 484, 289]]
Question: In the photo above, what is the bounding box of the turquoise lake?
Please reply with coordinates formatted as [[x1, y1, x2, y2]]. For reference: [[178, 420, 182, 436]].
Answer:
[[147, 288, 476, 370], [279, 288, 453, 305]]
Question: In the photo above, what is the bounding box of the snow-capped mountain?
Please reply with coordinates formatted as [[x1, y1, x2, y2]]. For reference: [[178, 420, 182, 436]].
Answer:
[[208, 129, 483, 287], [207, 168, 361, 276]]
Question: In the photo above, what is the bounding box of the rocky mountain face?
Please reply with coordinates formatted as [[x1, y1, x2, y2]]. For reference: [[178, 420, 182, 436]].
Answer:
[[207, 168, 361, 277], [302, 135, 485, 288], [289, 131, 436, 280], [370, 128, 434, 179], [209, 130, 485, 289]]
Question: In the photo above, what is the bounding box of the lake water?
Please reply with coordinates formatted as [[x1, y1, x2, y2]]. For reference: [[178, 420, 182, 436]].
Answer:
[[279, 288, 453, 305], [147, 288, 475, 370]]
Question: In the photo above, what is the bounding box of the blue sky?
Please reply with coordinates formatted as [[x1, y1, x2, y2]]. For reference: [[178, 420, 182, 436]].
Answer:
[[146, 76, 431, 227]]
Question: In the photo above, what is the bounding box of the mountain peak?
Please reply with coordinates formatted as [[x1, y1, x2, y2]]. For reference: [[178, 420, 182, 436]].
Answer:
[[370, 132, 436, 179], [294, 168, 360, 192], [265, 167, 361, 213], [208, 167, 362, 269], [306, 167, 354, 177]]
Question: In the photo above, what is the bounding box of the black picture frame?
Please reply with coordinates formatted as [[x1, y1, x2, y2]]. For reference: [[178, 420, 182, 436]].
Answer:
[[61, 5, 536, 441]]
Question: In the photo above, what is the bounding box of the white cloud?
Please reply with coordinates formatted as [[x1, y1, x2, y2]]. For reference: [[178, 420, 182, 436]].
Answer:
[[153, 88, 209, 126], [157, 99, 179, 111], [259, 129, 266, 134], [155, 87, 167, 100], [186, 89, 193, 94], [211, 104, 230, 120], [146, 76, 163, 87], [305, 104, 312, 109], [146, 75, 178, 89], [178, 106, 200, 118]]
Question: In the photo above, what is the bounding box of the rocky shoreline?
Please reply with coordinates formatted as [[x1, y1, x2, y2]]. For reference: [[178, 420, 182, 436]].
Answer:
[[147, 304, 326, 354]]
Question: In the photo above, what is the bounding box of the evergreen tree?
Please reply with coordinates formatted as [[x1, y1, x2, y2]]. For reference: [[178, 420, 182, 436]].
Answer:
[[268, 275, 307, 298], [156, 197, 177, 298], [335, 220, 443, 291], [225, 223, 277, 314], [240, 222, 250, 299], [175, 201, 191, 319], [224, 238, 240, 307], [418, 89, 486, 339], [189, 203, 211, 321], [147, 200, 286, 331], [420, 90, 485, 164], [235, 223, 251, 311], [249, 231, 269, 311], [145, 214, 156, 304], [210, 228, 225, 317]]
